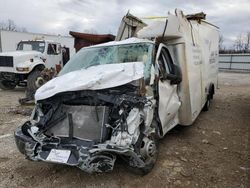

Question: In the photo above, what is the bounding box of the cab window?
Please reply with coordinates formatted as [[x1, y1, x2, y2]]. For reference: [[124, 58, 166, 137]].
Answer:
[[157, 47, 175, 79], [161, 47, 174, 74], [157, 45, 182, 84], [47, 43, 57, 55], [158, 53, 167, 78]]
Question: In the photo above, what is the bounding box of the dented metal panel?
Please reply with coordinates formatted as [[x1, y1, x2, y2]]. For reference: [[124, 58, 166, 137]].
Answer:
[[137, 14, 183, 39], [35, 62, 145, 101], [115, 12, 147, 41]]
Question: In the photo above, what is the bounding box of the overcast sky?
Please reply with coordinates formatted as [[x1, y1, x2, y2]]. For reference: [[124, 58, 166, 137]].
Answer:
[[0, 0, 250, 48]]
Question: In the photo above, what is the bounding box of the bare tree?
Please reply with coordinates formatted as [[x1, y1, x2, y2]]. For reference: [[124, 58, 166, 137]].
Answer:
[[219, 34, 224, 51], [233, 32, 250, 52], [7, 19, 16, 31], [0, 19, 27, 32], [243, 32, 250, 51], [0, 21, 6, 30], [234, 33, 244, 52]]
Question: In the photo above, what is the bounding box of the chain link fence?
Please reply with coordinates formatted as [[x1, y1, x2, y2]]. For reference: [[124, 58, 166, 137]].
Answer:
[[219, 54, 250, 72]]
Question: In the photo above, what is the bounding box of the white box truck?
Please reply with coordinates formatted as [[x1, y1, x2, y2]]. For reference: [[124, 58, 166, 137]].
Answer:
[[0, 30, 74, 93], [14, 10, 219, 174]]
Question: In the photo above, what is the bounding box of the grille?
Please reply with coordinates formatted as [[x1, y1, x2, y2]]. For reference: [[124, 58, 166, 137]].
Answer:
[[0, 56, 14, 67], [46, 105, 109, 142]]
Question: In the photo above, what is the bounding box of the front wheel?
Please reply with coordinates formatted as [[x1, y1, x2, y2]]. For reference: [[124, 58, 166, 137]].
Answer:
[[26, 70, 44, 98], [126, 135, 158, 175], [0, 80, 16, 90]]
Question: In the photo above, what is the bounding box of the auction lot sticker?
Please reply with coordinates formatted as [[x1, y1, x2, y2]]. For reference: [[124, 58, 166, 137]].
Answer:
[[46, 149, 71, 163]]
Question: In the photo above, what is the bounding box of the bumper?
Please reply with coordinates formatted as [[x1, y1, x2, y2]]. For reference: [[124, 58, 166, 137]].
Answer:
[[14, 127, 144, 173], [0, 72, 27, 83]]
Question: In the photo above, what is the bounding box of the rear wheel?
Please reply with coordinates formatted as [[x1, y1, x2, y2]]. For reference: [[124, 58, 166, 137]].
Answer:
[[0, 80, 16, 90], [210, 84, 215, 100], [203, 84, 215, 111], [203, 98, 210, 111]]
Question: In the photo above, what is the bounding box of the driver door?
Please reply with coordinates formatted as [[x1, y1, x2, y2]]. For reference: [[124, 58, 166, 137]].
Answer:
[[156, 44, 181, 135], [46, 43, 62, 71]]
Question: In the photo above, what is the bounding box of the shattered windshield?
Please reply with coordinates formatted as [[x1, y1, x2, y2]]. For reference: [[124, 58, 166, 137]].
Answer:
[[17, 41, 45, 53], [59, 43, 154, 77]]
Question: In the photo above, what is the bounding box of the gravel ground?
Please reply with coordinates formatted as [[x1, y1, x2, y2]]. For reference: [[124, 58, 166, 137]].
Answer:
[[0, 72, 249, 188]]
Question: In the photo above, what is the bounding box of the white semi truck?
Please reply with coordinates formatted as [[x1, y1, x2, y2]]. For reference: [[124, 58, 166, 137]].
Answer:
[[15, 10, 219, 174], [0, 30, 74, 93], [0, 40, 72, 95]]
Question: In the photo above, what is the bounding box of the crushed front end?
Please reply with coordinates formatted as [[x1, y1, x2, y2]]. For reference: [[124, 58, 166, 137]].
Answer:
[[15, 83, 158, 173]]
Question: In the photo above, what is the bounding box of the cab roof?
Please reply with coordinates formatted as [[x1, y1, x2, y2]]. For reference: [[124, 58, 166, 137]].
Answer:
[[87, 37, 155, 49], [20, 40, 60, 44]]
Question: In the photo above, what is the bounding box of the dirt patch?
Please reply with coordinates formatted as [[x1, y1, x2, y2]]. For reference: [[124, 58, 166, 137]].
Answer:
[[0, 72, 249, 188]]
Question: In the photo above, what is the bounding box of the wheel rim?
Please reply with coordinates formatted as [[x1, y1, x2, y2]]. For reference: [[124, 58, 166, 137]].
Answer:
[[140, 137, 157, 159], [35, 77, 45, 88]]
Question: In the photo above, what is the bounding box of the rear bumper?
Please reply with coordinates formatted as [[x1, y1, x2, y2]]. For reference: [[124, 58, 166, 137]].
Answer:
[[14, 127, 144, 173]]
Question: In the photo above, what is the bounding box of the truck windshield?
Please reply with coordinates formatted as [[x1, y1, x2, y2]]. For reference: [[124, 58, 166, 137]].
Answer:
[[59, 43, 154, 78], [17, 41, 45, 53]]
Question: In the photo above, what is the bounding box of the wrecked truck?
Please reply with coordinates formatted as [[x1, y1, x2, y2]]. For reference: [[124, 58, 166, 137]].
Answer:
[[14, 10, 219, 174]]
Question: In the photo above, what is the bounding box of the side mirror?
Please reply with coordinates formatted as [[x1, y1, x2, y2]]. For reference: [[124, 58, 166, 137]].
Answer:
[[167, 64, 182, 85]]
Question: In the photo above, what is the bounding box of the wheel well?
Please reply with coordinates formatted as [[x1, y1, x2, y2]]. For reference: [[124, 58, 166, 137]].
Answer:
[[32, 64, 45, 72], [208, 83, 215, 100], [210, 84, 215, 95]]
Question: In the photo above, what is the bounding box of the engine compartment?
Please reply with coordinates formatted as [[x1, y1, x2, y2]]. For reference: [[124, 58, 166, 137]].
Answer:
[[15, 83, 158, 173]]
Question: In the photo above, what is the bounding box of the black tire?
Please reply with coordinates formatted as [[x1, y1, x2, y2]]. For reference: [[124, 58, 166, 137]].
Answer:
[[27, 70, 43, 93], [0, 80, 16, 90], [209, 86, 214, 100], [125, 135, 158, 175], [203, 84, 215, 112], [203, 98, 210, 111], [210, 92, 214, 100]]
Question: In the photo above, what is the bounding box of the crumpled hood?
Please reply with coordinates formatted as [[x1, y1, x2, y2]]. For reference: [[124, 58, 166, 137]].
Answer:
[[35, 62, 145, 101], [0, 51, 42, 57]]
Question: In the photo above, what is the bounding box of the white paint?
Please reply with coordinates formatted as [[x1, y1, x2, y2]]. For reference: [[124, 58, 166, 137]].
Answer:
[[117, 10, 219, 130], [0, 50, 44, 74], [90, 37, 154, 48], [35, 62, 144, 101], [0, 50, 41, 57], [137, 14, 182, 39]]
